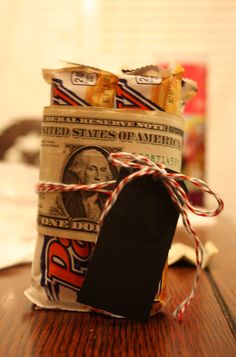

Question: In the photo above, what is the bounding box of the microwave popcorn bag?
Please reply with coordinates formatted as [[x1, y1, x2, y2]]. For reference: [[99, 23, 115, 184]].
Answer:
[[25, 63, 192, 319], [25, 106, 185, 317]]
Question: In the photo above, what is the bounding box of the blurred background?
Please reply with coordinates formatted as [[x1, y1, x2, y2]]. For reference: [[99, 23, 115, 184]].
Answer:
[[0, 0, 235, 221]]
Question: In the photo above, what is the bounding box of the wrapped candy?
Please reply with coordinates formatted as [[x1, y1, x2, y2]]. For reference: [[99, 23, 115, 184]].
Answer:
[[25, 62, 200, 320]]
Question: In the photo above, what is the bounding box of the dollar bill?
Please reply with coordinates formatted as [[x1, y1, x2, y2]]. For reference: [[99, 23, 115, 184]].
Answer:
[[38, 106, 184, 242]]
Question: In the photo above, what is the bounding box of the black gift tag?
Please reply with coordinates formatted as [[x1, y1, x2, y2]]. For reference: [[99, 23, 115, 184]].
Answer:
[[78, 167, 180, 321]]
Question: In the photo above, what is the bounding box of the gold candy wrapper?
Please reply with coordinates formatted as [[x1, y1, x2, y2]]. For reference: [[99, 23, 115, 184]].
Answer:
[[121, 63, 184, 115], [43, 65, 118, 108], [43, 63, 196, 115]]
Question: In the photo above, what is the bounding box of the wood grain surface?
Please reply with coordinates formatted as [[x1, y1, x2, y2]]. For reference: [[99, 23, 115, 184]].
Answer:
[[0, 263, 235, 357], [206, 216, 236, 320], [174, 215, 236, 322]]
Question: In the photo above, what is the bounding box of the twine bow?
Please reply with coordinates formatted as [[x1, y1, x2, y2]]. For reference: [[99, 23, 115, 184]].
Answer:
[[37, 151, 224, 321]]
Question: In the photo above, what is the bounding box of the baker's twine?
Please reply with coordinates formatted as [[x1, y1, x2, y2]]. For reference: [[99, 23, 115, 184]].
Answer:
[[37, 152, 224, 321]]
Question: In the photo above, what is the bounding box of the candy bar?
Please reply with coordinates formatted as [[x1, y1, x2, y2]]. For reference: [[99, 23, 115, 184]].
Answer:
[[25, 62, 192, 319]]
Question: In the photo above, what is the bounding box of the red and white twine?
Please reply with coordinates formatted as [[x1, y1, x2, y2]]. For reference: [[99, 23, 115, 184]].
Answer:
[[37, 152, 224, 321]]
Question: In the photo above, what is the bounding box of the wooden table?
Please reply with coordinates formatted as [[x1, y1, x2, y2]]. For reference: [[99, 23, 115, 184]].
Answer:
[[0, 216, 235, 356]]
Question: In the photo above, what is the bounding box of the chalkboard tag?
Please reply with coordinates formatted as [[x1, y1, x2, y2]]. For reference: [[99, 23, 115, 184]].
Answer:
[[78, 168, 180, 321]]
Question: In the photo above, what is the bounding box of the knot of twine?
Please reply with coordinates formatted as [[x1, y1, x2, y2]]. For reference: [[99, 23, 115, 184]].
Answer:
[[37, 152, 224, 321]]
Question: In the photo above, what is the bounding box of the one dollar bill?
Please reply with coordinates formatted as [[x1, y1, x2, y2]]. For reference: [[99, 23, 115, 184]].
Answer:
[[38, 106, 184, 242]]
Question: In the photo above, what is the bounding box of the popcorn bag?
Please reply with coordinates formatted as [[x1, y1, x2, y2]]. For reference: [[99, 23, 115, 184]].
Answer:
[[25, 63, 223, 321]]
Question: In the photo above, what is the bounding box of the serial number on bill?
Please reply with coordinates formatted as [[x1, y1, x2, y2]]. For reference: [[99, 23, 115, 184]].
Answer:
[[140, 153, 181, 168]]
